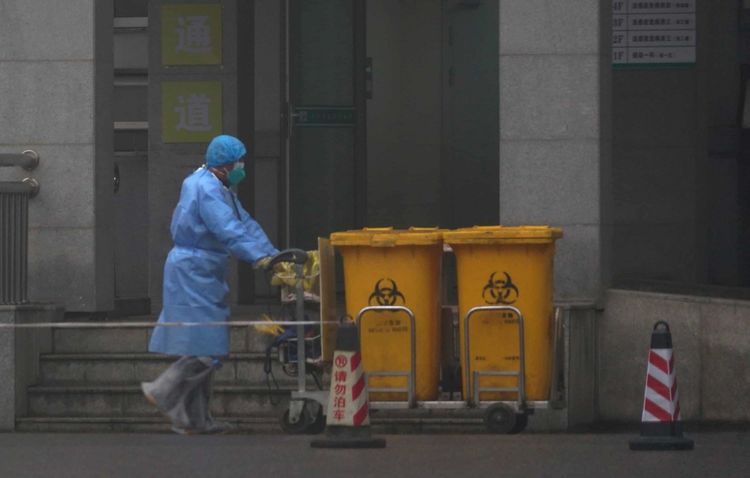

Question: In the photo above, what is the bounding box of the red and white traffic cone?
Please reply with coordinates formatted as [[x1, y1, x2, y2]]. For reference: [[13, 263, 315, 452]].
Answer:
[[311, 323, 386, 449], [629, 321, 693, 451]]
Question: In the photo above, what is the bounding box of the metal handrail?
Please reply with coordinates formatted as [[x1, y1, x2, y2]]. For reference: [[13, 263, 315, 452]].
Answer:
[[0, 150, 39, 170], [0, 178, 40, 197], [355, 305, 417, 408], [463, 305, 526, 408]]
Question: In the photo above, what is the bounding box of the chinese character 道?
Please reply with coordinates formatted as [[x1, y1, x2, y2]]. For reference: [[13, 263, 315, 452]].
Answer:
[[174, 94, 212, 132]]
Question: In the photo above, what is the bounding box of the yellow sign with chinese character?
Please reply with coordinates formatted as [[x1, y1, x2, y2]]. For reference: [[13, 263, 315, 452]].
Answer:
[[162, 81, 222, 143], [162, 4, 222, 65]]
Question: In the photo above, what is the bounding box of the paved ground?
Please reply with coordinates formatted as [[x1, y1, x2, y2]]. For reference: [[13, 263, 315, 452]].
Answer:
[[0, 432, 747, 478]]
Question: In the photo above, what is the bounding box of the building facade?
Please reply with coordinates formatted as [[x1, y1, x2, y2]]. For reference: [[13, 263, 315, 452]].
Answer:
[[2, 0, 748, 424]]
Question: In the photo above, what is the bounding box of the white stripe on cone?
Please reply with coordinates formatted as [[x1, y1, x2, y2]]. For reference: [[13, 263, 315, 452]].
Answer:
[[640, 347, 682, 423], [325, 350, 370, 427]]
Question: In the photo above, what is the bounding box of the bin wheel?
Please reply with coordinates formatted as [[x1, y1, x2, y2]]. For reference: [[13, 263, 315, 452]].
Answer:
[[509, 413, 528, 434], [306, 406, 326, 435], [280, 404, 312, 434], [484, 403, 517, 434]]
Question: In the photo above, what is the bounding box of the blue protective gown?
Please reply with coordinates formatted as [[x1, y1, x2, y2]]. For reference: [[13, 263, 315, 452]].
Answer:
[[149, 166, 279, 357]]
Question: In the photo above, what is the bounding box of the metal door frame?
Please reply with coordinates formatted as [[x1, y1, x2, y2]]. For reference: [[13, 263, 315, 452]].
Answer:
[[279, 0, 367, 249]]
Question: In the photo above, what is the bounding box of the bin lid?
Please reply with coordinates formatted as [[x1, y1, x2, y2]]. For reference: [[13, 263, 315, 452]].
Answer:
[[330, 227, 443, 247], [443, 225, 563, 245]]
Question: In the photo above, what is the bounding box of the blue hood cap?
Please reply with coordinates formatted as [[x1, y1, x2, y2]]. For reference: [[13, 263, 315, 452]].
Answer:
[[205, 135, 247, 167]]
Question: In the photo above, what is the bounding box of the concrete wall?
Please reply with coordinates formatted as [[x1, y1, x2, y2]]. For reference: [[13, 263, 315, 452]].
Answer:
[[612, 1, 741, 286], [498, 0, 612, 302], [0, 0, 114, 311], [599, 289, 750, 422]]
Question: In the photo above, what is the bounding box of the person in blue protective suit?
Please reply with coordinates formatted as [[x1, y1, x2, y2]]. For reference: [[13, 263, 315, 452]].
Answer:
[[142, 134, 279, 435]]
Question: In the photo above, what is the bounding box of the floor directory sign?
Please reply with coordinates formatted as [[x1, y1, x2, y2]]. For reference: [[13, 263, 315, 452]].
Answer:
[[613, 1, 696, 66]]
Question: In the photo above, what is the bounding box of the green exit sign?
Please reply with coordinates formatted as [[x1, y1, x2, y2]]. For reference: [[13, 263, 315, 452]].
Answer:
[[294, 106, 355, 127]]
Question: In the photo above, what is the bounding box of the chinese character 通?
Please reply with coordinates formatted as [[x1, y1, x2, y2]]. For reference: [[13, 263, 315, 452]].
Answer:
[[176, 16, 212, 54]]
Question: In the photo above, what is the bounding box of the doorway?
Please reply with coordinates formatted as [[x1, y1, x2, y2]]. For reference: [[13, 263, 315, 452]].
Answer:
[[281, 0, 366, 250], [280, 0, 499, 245]]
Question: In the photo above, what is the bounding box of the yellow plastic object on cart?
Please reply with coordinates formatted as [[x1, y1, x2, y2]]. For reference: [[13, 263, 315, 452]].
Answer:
[[330, 227, 443, 401], [252, 314, 286, 336], [269, 250, 320, 291], [443, 226, 563, 402]]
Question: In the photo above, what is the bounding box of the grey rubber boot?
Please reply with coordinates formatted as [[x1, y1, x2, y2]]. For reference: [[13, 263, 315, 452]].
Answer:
[[142, 356, 215, 431]]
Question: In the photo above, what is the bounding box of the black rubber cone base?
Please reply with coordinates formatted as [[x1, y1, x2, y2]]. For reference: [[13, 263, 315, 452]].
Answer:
[[629, 435, 694, 451], [310, 426, 386, 449]]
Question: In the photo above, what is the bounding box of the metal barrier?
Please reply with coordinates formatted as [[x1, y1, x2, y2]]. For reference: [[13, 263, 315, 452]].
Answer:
[[1, 150, 40, 305]]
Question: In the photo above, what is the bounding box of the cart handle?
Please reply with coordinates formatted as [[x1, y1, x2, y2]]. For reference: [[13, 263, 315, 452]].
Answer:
[[268, 248, 308, 268]]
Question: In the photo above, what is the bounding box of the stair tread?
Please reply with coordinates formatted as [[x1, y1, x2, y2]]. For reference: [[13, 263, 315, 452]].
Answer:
[[28, 384, 299, 393], [17, 416, 278, 423], [41, 352, 268, 360]]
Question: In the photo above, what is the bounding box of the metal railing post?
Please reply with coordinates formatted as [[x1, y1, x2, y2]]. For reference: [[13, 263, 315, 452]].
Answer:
[[1, 150, 40, 303], [0, 150, 39, 171], [0, 188, 30, 304]]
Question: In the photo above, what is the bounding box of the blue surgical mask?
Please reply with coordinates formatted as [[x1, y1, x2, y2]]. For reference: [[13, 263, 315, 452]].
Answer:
[[227, 162, 246, 186]]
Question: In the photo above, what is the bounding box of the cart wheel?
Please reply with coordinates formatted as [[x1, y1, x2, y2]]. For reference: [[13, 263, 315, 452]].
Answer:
[[280, 405, 311, 434], [305, 406, 326, 435], [509, 413, 528, 434], [484, 403, 517, 434]]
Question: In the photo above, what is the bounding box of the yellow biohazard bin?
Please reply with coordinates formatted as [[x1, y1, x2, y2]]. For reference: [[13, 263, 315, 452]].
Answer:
[[443, 226, 562, 402], [330, 228, 443, 402]]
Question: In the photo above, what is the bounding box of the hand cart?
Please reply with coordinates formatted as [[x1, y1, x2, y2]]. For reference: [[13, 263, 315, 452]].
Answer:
[[265, 246, 332, 434], [269, 248, 564, 434], [354, 304, 565, 434]]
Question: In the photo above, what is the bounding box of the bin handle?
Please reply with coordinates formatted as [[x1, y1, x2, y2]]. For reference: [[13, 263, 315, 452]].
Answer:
[[370, 235, 397, 247], [356, 305, 416, 408], [464, 305, 525, 408]]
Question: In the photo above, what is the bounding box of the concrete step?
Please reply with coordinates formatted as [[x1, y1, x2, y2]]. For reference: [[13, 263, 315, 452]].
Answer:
[[52, 321, 278, 354], [39, 353, 300, 386], [18, 396, 565, 434], [27, 385, 298, 417]]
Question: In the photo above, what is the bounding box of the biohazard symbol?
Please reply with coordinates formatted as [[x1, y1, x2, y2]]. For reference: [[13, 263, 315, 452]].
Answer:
[[368, 278, 406, 306], [482, 272, 519, 305]]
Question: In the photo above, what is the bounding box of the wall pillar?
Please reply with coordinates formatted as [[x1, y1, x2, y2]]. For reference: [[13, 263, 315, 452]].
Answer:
[[0, 0, 114, 312], [498, 0, 612, 303]]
